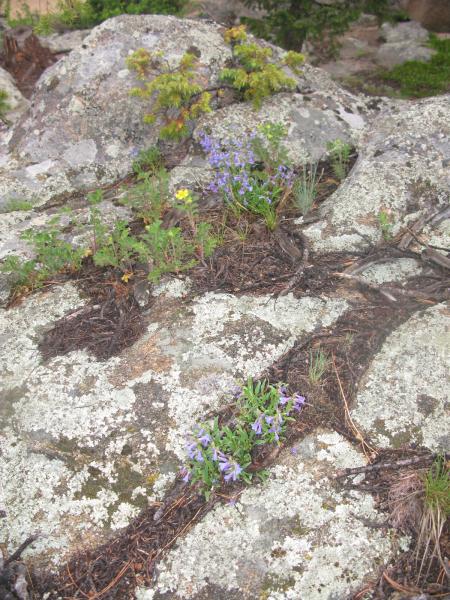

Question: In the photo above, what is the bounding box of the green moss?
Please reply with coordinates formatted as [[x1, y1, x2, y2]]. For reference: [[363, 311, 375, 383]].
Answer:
[[380, 35, 450, 98]]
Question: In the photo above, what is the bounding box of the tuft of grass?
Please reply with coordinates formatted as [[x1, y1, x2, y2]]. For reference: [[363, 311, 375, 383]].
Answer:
[[293, 162, 321, 216], [326, 139, 352, 181], [415, 455, 450, 580], [378, 210, 393, 242], [380, 35, 450, 98], [308, 348, 329, 384], [1, 199, 33, 213]]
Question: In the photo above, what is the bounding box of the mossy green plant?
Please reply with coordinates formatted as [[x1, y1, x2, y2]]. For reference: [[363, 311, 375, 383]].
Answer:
[[380, 35, 450, 98]]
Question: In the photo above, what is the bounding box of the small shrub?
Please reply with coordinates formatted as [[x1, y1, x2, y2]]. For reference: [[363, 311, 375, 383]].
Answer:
[[181, 379, 306, 496], [327, 138, 352, 181], [127, 50, 213, 140], [131, 145, 162, 175]]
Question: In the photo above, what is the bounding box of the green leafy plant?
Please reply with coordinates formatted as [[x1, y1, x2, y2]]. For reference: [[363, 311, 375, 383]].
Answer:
[[308, 348, 329, 384], [132, 145, 163, 175], [378, 210, 393, 242], [0, 218, 86, 291], [327, 138, 352, 181], [139, 219, 197, 283], [121, 167, 170, 224], [181, 379, 306, 496], [292, 162, 321, 216]]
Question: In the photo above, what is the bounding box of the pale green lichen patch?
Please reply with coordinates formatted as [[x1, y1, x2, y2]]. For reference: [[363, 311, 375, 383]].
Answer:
[[359, 258, 423, 285], [153, 430, 398, 599], [0, 287, 349, 567], [303, 96, 450, 254], [352, 303, 450, 451]]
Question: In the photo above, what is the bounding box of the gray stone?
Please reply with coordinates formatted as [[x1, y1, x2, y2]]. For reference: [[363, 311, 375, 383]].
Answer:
[[303, 95, 450, 254], [0, 284, 347, 566], [380, 21, 429, 44], [0, 14, 384, 210], [376, 40, 436, 69], [38, 29, 91, 54], [0, 66, 30, 127], [352, 303, 450, 451], [152, 430, 405, 600]]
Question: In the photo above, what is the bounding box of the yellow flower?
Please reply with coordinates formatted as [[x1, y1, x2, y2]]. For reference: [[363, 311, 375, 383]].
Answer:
[[121, 272, 133, 283], [175, 188, 190, 200], [83, 248, 93, 257]]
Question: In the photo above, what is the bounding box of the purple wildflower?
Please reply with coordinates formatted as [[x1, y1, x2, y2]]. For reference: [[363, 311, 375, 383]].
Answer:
[[251, 415, 263, 435], [180, 467, 191, 483], [224, 462, 243, 482], [293, 394, 306, 412], [197, 428, 212, 447]]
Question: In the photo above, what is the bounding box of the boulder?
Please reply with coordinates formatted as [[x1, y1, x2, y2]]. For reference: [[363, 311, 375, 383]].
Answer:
[[401, 0, 450, 33], [38, 29, 91, 54], [152, 431, 405, 599], [0, 14, 382, 210], [380, 21, 429, 44], [303, 95, 450, 254], [352, 303, 450, 451], [0, 66, 29, 127], [376, 40, 435, 69]]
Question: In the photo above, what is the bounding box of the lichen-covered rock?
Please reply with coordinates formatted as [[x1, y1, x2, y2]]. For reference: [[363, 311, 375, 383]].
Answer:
[[0, 14, 381, 209], [303, 95, 450, 254], [352, 303, 450, 451], [0, 66, 30, 128], [152, 430, 404, 600], [38, 29, 91, 54], [0, 284, 347, 566]]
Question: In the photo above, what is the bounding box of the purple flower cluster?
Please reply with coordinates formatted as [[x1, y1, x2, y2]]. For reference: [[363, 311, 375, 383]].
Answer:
[[251, 387, 306, 442], [199, 131, 294, 211], [183, 424, 243, 484]]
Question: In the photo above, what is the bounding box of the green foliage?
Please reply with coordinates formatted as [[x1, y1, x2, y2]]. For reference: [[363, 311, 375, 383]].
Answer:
[[127, 50, 212, 140], [0, 217, 86, 291], [8, 0, 97, 34], [220, 28, 304, 109], [0, 89, 10, 124], [182, 379, 304, 495], [326, 138, 352, 181], [1, 198, 33, 213], [380, 35, 450, 98], [251, 121, 291, 171], [132, 145, 162, 175], [87, 0, 186, 24], [121, 168, 169, 224], [424, 455, 450, 516], [308, 348, 329, 384], [139, 219, 196, 283], [7, 0, 185, 33], [293, 162, 321, 216], [128, 27, 303, 140], [378, 210, 393, 242], [241, 0, 399, 51]]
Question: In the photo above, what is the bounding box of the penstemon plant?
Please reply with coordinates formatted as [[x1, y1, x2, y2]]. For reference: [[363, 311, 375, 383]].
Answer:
[[180, 379, 306, 496], [199, 122, 294, 230]]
